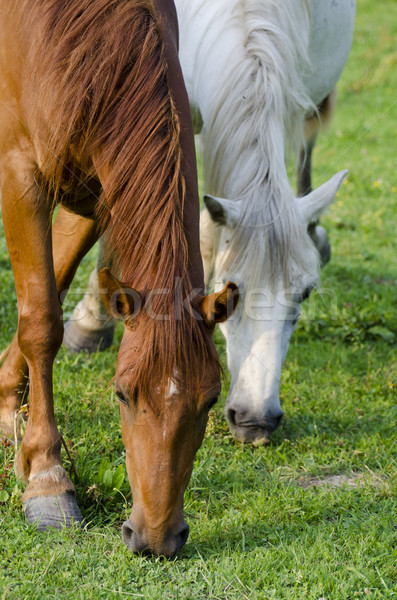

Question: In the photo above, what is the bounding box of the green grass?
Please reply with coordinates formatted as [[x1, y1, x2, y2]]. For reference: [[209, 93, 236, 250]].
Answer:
[[1, 0, 396, 598]]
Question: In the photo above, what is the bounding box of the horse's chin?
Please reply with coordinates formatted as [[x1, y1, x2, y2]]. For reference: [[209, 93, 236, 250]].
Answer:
[[228, 424, 271, 445]]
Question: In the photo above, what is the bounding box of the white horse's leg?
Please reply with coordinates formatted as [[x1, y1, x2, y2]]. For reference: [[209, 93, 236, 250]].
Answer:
[[63, 240, 116, 353], [298, 88, 337, 265], [200, 207, 218, 289], [299, 88, 337, 196]]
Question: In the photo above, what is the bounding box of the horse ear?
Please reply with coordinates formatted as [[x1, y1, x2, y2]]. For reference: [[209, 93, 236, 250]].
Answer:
[[98, 268, 141, 321], [297, 170, 348, 224], [199, 282, 239, 326], [204, 194, 242, 228]]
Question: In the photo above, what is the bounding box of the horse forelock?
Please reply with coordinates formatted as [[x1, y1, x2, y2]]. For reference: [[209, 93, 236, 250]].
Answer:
[[218, 182, 319, 296], [27, 0, 218, 399], [119, 309, 220, 410]]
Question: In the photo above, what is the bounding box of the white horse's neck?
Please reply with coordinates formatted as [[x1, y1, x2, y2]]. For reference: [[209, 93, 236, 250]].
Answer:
[[177, 0, 313, 200], [177, 0, 315, 288], [177, 0, 355, 199], [176, 0, 355, 288]]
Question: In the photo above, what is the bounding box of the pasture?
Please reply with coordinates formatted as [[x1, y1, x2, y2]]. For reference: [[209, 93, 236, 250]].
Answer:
[[0, 0, 396, 597]]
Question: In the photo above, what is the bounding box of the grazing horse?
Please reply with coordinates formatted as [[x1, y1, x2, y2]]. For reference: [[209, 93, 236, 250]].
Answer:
[[65, 0, 356, 444], [0, 0, 238, 557]]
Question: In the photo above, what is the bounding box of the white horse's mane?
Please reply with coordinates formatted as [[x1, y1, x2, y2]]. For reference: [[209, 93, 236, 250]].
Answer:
[[201, 0, 318, 287]]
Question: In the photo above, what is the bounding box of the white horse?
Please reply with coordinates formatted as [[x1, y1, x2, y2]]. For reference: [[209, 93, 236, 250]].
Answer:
[[65, 0, 356, 444]]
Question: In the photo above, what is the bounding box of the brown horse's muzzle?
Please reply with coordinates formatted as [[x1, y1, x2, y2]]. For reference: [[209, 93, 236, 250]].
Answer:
[[121, 518, 190, 558]]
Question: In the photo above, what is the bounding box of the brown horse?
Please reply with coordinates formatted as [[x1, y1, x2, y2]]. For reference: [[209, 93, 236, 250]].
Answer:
[[0, 0, 238, 557]]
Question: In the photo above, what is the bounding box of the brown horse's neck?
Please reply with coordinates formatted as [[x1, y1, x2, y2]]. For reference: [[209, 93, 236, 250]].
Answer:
[[23, 0, 203, 297], [93, 0, 205, 297]]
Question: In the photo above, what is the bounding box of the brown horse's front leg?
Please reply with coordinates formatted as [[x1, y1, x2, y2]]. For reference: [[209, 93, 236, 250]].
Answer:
[[1, 160, 97, 528], [0, 206, 98, 442], [1, 166, 69, 511]]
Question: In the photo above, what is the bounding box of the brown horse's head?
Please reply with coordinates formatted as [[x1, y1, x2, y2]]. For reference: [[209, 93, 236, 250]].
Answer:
[[99, 268, 239, 557]]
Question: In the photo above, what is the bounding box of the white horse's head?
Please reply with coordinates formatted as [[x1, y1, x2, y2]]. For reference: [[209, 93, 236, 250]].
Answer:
[[204, 171, 347, 444]]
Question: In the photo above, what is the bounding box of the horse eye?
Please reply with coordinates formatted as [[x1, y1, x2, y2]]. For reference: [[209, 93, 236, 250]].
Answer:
[[115, 389, 128, 405], [206, 397, 218, 410], [302, 286, 313, 302]]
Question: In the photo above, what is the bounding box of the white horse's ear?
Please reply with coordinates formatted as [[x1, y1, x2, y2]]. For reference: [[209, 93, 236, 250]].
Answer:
[[297, 170, 348, 224], [204, 194, 243, 228]]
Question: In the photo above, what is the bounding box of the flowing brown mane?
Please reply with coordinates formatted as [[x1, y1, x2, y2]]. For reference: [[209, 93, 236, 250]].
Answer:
[[27, 0, 218, 397]]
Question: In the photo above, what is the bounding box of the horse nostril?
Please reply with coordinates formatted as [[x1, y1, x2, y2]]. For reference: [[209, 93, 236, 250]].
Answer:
[[122, 519, 134, 543], [275, 412, 283, 428], [122, 519, 143, 553], [226, 408, 237, 427], [177, 523, 190, 549], [167, 522, 190, 558], [265, 411, 283, 431]]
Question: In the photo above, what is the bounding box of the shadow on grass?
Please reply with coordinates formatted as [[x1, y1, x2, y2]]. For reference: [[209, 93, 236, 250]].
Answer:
[[270, 410, 395, 447]]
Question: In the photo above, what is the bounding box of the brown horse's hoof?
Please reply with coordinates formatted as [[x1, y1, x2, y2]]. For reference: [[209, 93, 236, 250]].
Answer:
[[23, 492, 85, 531], [63, 319, 115, 354]]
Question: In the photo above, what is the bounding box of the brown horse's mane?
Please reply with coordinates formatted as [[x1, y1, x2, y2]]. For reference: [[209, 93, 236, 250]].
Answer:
[[26, 0, 218, 398]]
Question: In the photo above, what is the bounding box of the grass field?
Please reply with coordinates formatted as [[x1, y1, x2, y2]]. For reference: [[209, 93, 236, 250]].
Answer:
[[0, 0, 396, 598]]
